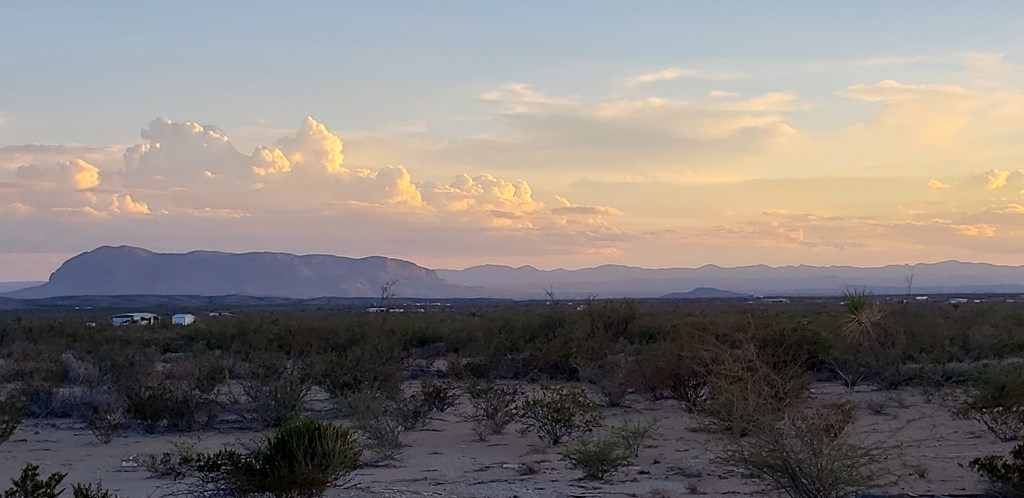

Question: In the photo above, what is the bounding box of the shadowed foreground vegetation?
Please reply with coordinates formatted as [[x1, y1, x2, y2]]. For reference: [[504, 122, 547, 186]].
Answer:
[[3, 295, 1024, 496]]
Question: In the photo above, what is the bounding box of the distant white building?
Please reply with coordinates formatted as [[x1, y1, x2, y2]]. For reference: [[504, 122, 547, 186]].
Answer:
[[112, 312, 160, 327], [208, 311, 233, 317], [172, 313, 196, 326]]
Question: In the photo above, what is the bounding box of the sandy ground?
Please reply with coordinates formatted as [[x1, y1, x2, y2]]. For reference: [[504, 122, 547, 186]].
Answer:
[[0, 382, 1010, 497]]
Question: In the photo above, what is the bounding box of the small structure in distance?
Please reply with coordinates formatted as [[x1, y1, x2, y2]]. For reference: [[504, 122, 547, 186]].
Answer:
[[111, 312, 160, 327], [172, 313, 196, 326]]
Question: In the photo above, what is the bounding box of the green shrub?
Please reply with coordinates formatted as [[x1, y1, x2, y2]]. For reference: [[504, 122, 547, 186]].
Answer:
[[611, 418, 657, 457], [957, 362, 1024, 441], [725, 402, 891, 498], [0, 398, 24, 446], [516, 386, 604, 445], [163, 418, 362, 498], [3, 463, 66, 498], [562, 436, 633, 480], [237, 354, 311, 429], [339, 391, 429, 463], [418, 378, 460, 413], [79, 390, 125, 444], [70, 483, 118, 498], [701, 343, 809, 437], [969, 442, 1024, 495], [464, 382, 520, 438], [632, 341, 710, 408], [577, 354, 633, 407]]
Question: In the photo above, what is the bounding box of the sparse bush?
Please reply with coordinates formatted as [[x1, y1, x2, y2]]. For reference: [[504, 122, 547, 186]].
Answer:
[[562, 436, 633, 480], [516, 385, 604, 446], [632, 341, 710, 408], [117, 351, 223, 433], [339, 391, 429, 463], [419, 378, 460, 413], [464, 382, 520, 436], [79, 390, 125, 444], [957, 362, 1024, 441], [236, 353, 311, 429], [0, 398, 24, 446], [611, 418, 657, 457], [701, 343, 809, 437], [70, 483, 118, 498], [970, 441, 1024, 496], [725, 402, 891, 498], [578, 354, 633, 407], [60, 351, 100, 387], [3, 463, 66, 498], [142, 439, 202, 479], [316, 340, 403, 399], [11, 358, 68, 418], [160, 418, 361, 498]]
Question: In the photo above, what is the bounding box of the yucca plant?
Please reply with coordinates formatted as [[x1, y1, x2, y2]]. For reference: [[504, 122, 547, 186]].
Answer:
[[840, 288, 883, 341]]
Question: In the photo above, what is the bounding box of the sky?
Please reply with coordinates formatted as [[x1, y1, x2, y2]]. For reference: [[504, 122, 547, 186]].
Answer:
[[3, 1, 1024, 280]]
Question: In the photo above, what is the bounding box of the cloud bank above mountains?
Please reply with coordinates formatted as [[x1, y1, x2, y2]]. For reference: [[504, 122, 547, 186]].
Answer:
[[4, 50, 1024, 278], [0, 114, 625, 275]]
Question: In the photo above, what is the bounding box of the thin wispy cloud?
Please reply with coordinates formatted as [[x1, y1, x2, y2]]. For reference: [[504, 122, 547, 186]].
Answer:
[[625, 67, 743, 86]]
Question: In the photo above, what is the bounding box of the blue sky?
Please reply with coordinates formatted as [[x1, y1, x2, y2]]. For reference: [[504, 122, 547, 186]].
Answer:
[[5, 1, 1021, 145], [2, 2, 1024, 279]]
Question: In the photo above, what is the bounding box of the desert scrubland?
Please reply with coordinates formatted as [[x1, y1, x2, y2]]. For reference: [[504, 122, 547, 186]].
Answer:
[[2, 295, 1024, 497]]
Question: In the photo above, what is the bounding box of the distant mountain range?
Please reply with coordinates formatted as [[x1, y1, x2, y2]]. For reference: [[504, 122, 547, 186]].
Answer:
[[4, 246, 1024, 301], [5, 246, 477, 299], [436, 261, 1024, 298], [661, 287, 746, 299], [0, 281, 44, 294]]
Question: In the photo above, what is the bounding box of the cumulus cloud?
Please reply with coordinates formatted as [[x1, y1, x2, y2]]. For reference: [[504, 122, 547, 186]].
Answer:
[[430, 173, 540, 215], [16, 159, 101, 190], [122, 118, 250, 187], [268, 115, 348, 176], [352, 166, 424, 206], [110, 194, 151, 215], [0, 144, 122, 171]]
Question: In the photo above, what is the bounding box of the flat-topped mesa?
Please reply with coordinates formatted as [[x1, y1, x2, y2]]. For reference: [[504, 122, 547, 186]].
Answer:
[[9, 246, 466, 299]]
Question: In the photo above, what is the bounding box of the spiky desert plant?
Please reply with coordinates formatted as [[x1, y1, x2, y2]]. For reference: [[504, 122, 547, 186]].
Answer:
[[840, 289, 883, 341]]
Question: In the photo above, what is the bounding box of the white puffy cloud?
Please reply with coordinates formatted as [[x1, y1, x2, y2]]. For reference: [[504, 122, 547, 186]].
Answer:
[[352, 166, 424, 207], [122, 118, 250, 187], [429, 173, 540, 215], [251, 147, 292, 176], [16, 158, 101, 190], [258, 116, 346, 176], [0, 144, 122, 171], [110, 194, 151, 215]]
